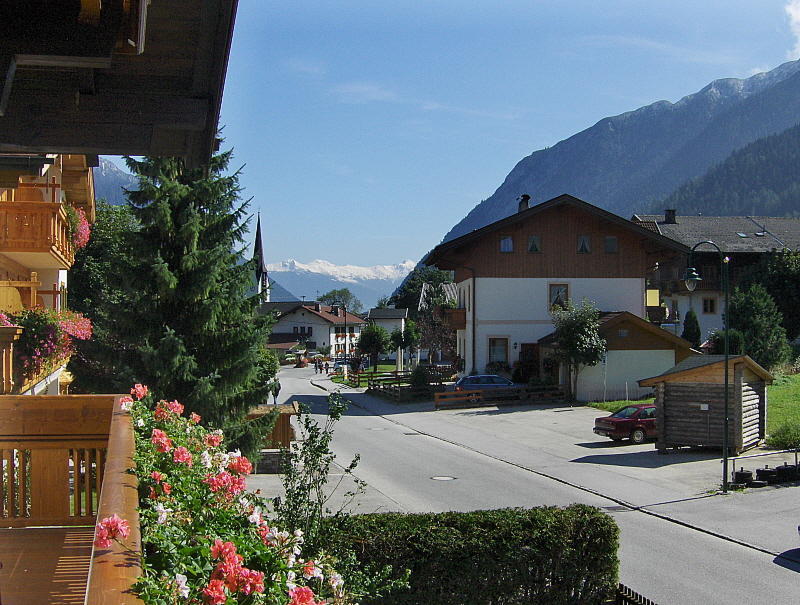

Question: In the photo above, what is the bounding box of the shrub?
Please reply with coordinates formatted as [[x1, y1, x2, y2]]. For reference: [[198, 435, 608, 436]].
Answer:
[[681, 308, 701, 349], [409, 365, 430, 389], [707, 329, 746, 355], [766, 420, 800, 449], [485, 360, 511, 375], [320, 505, 619, 605]]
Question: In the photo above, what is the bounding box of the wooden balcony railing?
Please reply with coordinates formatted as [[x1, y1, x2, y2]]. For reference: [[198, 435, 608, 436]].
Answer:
[[0, 201, 75, 269], [0, 394, 142, 603], [442, 307, 467, 330]]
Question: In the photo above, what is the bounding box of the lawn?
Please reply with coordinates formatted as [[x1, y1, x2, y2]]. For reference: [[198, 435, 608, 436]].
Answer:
[[586, 374, 800, 434]]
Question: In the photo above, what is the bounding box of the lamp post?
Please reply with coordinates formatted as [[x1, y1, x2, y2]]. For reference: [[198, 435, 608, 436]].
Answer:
[[683, 241, 731, 493], [335, 301, 348, 380]]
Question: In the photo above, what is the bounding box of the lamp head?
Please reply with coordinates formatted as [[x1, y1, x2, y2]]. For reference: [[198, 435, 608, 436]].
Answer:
[[683, 266, 701, 292]]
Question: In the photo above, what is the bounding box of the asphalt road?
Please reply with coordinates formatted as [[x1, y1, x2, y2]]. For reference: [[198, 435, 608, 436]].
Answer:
[[268, 367, 800, 604]]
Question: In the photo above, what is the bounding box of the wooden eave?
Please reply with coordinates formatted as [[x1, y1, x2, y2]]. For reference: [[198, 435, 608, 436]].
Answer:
[[425, 194, 689, 269], [0, 1, 239, 168], [638, 355, 773, 387]]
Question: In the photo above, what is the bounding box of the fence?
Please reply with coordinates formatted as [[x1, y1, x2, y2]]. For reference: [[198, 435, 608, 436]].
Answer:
[[434, 384, 565, 410], [614, 583, 658, 605]]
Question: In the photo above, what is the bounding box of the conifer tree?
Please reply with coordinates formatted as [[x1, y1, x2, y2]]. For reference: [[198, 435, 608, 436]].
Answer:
[[115, 151, 274, 453], [726, 284, 791, 370], [681, 308, 702, 349]]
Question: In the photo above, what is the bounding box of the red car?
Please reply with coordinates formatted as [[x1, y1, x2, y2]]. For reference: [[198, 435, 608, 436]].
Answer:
[[593, 404, 656, 444]]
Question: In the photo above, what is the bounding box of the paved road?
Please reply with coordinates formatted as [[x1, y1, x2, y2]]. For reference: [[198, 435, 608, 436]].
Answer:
[[257, 367, 800, 604]]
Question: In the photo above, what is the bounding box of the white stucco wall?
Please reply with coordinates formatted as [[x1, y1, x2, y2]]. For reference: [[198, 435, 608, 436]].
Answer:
[[459, 276, 645, 374], [664, 292, 724, 343], [576, 349, 675, 402]]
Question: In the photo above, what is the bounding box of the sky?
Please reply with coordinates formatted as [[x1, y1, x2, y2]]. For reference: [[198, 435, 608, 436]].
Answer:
[[219, 1, 800, 267]]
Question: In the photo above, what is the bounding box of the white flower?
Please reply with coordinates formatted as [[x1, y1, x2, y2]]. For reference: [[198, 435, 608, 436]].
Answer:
[[155, 502, 172, 524], [227, 448, 242, 459], [329, 572, 344, 588], [200, 450, 213, 468], [286, 570, 296, 590], [120, 399, 132, 411], [136, 418, 145, 427], [174, 573, 189, 599], [247, 507, 262, 525], [213, 452, 230, 473]]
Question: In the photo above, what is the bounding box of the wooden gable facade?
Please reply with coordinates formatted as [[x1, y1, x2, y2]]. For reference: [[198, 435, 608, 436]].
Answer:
[[428, 194, 686, 282]]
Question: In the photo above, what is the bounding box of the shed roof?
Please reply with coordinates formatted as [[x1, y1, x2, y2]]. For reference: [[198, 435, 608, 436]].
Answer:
[[631, 214, 800, 253], [538, 311, 693, 350], [367, 308, 408, 319], [638, 355, 773, 386], [278, 304, 367, 326]]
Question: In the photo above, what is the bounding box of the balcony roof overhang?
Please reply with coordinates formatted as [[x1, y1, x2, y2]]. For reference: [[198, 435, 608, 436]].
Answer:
[[0, 0, 239, 169]]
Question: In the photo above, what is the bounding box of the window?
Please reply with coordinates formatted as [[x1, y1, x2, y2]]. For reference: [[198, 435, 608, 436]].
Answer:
[[307, 326, 313, 336], [640, 407, 656, 419], [577, 235, 591, 254], [549, 283, 569, 309], [293, 326, 298, 334], [300, 326, 306, 334], [527, 235, 541, 253], [499, 236, 513, 253], [348, 326, 355, 334], [702, 298, 717, 314], [618, 329, 629, 338], [604, 236, 618, 254], [488, 338, 508, 363]]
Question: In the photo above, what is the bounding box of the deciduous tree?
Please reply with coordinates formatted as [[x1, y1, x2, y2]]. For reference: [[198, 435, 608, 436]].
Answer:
[[358, 324, 390, 370], [550, 299, 606, 401], [319, 288, 363, 314]]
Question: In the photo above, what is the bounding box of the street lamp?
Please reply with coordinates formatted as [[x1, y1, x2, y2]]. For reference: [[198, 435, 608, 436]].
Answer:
[[334, 301, 348, 380], [683, 240, 731, 493]]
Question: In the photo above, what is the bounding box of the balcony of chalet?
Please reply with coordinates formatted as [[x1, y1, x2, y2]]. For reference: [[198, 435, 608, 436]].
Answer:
[[0, 394, 142, 604], [441, 307, 466, 330]]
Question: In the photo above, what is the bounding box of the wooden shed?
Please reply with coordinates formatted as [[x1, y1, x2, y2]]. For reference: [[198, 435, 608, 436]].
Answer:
[[638, 355, 773, 454]]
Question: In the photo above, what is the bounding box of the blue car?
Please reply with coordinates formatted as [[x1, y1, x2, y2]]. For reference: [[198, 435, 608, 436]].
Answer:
[[454, 375, 514, 391]]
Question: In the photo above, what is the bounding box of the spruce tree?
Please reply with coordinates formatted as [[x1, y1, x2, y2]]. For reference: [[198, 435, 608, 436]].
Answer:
[[726, 284, 791, 370], [681, 308, 701, 349], [116, 151, 274, 453]]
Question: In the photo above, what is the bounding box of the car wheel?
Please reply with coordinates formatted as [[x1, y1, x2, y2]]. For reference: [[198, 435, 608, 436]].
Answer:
[[630, 428, 646, 444]]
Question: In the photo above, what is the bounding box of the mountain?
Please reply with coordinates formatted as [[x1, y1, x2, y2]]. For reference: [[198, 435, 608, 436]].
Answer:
[[93, 157, 138, 205], [266, 259, 416, 310], [443, 60, 800, 242], [650, 123, 800, 218]]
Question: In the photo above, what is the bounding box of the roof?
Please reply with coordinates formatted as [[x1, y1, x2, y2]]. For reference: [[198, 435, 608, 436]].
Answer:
[[277, 304, 367, 325], [426, 194, 688, 267], [0, 1, 238, 167], [538, 311, 693, 350], [631, 214, 800, 253], [367, 308, 408, 320], [418, 282, 458, 310], [638, 354, 773, 386], [258, 302, 302, 316]]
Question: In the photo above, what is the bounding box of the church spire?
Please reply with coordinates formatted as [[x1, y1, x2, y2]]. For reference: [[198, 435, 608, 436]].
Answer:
[[253, 213, 269, 302]]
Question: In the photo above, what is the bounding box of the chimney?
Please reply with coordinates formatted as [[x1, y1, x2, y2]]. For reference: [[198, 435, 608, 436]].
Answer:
[[314, 302, 321, 312], [518, 193, 531, 213], [664, 209, 677, 224], [331, 305, 340, 317]]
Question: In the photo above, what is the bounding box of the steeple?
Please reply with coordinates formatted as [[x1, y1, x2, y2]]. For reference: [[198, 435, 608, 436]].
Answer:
[[253, 213, 270, 302]]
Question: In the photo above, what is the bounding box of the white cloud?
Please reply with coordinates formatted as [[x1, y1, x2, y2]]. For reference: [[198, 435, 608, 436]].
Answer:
[[330, 81, 517, 120], [331, 82, 399, 103], [786, 1, 800, 59]]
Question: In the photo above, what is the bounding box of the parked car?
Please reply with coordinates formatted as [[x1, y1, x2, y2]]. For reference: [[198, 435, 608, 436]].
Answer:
[[593, 404, 656, 444], [454, 374, 514, 391]]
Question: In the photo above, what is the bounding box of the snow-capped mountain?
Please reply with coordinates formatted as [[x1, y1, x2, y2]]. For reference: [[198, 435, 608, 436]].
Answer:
[[266, 259, 416, 309], [93, 157, 138, 205]]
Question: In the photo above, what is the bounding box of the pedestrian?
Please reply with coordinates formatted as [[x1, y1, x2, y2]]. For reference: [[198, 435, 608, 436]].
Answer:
[[324, 361, 330, 374], [271, 380, 281, 405]]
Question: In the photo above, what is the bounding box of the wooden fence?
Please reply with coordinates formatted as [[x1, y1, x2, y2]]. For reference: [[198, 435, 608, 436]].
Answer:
[[614, 583, 658, 605], [0, 395, 118, 527], [434, 384, 565, 410]]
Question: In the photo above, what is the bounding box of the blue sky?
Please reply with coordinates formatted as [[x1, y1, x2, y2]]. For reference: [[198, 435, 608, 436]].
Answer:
[[219, 1, 800, 266]]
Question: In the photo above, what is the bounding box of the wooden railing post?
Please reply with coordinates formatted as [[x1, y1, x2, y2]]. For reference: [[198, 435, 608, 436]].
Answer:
[[0, 326, 22, 393]]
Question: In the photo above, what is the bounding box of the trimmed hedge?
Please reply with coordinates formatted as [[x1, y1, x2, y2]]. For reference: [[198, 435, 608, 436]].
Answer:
[[321, 505, 619, 604]]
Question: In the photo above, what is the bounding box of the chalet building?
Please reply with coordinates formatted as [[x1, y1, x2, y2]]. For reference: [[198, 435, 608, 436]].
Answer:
[[424, 194, 689, 398], [367, 307, 408, 364], [268, 303, 367, 356], [0, 3, 239, 603], [0, 153, 96, 395], [632, 210, 800, 341]]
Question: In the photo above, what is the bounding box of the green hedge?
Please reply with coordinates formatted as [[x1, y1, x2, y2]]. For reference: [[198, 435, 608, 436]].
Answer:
[[321, 505, 619, 604]]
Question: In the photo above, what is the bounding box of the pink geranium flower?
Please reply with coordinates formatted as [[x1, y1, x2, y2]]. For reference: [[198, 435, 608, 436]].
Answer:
[[166, 400, 184, 415], [93, 514, 130, 548], [131, 383, 149, 400], [201, 579, 227, 605], [289, 586, 321, 605], [151, 428, 173, 453], [204, 431, 223, 447], [150, 471, 165, 483], [173, 446, 193, 466], [227, 455, 252, 476], [119, 395, 133, 411], [190, 412, 202, 424]]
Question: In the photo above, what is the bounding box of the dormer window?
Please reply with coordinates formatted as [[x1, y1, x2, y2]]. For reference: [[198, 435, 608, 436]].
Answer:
[[499, 236, 513, 253]]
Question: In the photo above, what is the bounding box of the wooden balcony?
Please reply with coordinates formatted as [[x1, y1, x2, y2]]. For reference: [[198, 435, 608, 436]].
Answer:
[[0, 394, 142, 604], [0, 201, 75, 269], [442, 307, 467, 330]]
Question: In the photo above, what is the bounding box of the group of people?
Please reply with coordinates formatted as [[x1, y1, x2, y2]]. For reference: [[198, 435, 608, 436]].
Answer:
[[313, 359, 330, 374]]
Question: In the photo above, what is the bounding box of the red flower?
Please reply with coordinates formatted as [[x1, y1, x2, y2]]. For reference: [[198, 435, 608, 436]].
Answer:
[[202, 579, 227, 605], [162, 482, 172, 495], [203, 471, 245, 497], [150, 471, 165, 483], [167, 400, 184, 415], [227, 455, 252, 476], [131, 383, 149, 400], [190, 412, 202, 424], [238, 568, 265, 595], [151, 428, 173, 453], [93, 514, 130, 548], [211, 539, 238, 561], [204, 431, 223, 447], [148, 486, 156, 499], [289, 586, 321, 605], [173, 446, 193, 466]]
